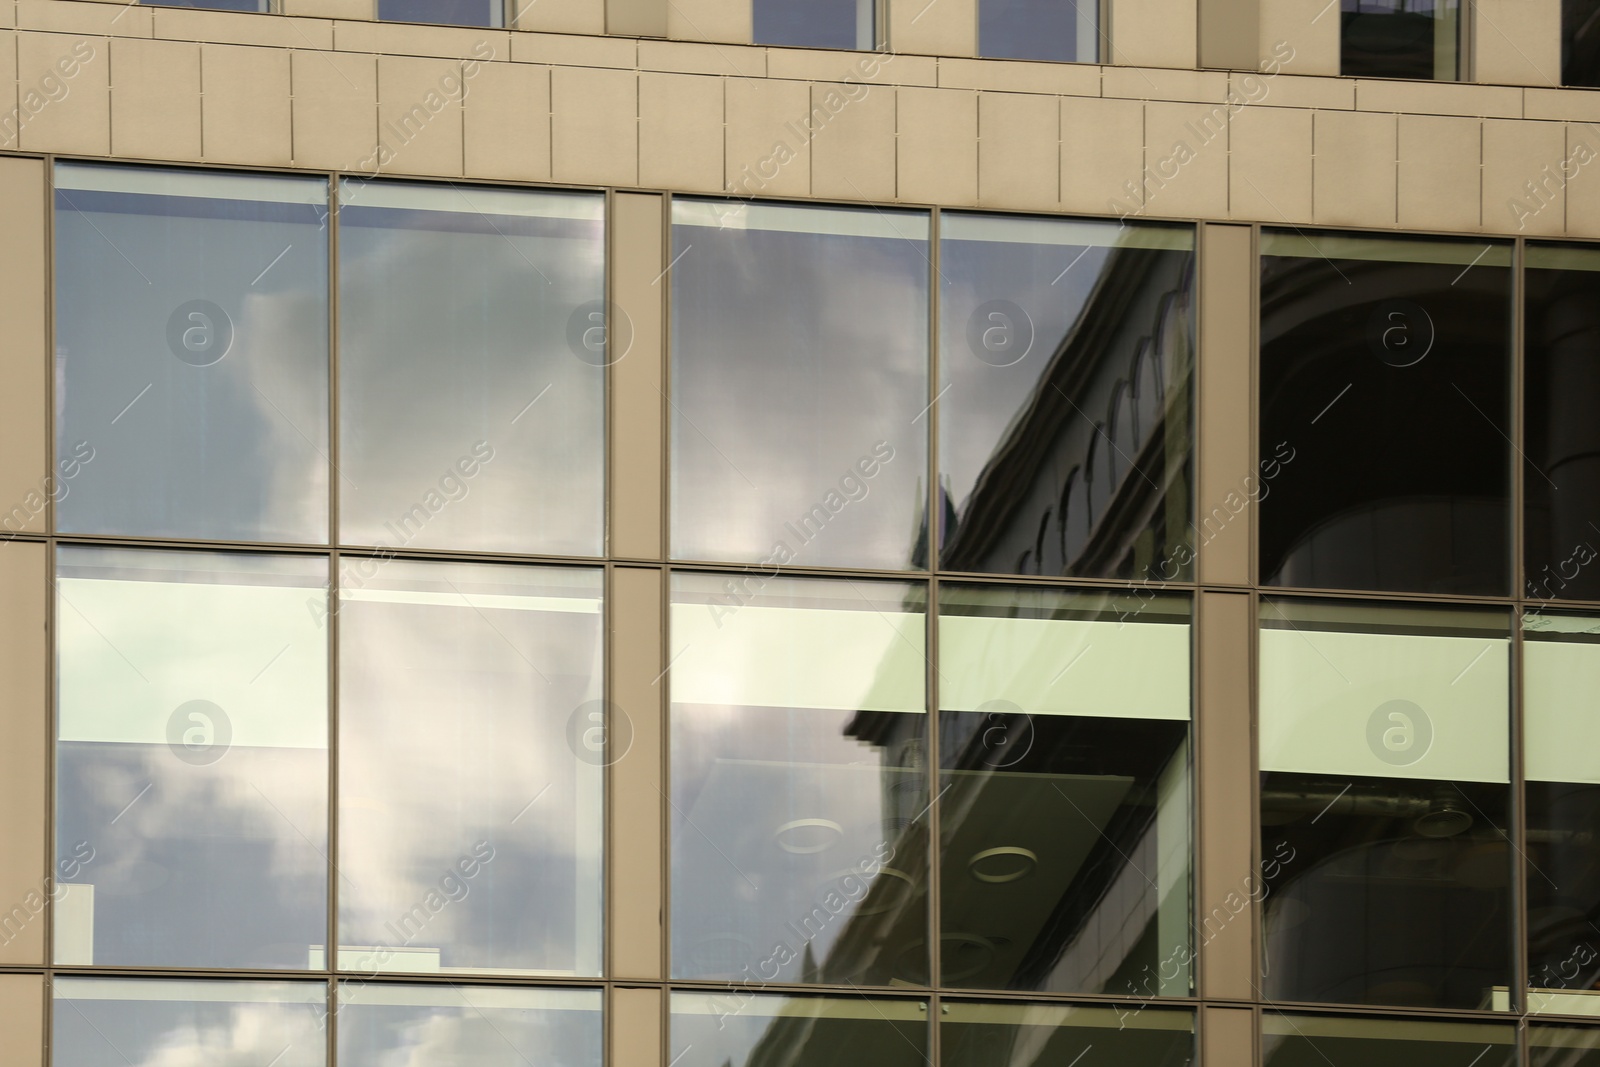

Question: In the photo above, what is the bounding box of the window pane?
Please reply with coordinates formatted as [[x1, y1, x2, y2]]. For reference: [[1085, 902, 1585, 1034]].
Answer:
[[1259, 232, 1511, 595], [670, 200, 929, 570], [979, 0, 1098, 62], [938, 584, 1191, 993], [141, 0, 267, 9], [942, 1001, 1193, 1066], [670, 993, 926, 1067], [336, 560, 602, 976], [1524, 611, 1600, 1016], [1525, 244, 1600, 601], [55, 547, 328, 969], [1263, 1014, 1514, 1066], [1259, 598, 1511, 1008], [53, 978, 325, 1067], [337, 984, 601, 1063], [752, 0, 873, 49], [1532, 1024, 1600, 1064], [55, 163, 330, 543], [670, 574, 928, 985], [1341, 0, 1460, 79], [376, 0, 503, 25], [337, 181, 604, 555], [1565, 0, 1600, 85], [938, 214, 1194, 578]]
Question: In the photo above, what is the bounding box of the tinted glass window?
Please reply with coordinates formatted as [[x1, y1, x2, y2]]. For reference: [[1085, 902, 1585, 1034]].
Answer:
[[1258, 599, 1511, 1008], [1264, 1014, 1514, 1066], [55, 547, 328, 970], [1564, 0, 1600, 86], [337, 561, 603, 976], [54, 163, 330, 544], [1259, 231, 1512, 595], [939, 214, 1194, 579], [337, 985, 601, 1061], [377, 0, 503, 25], [140, 0, 267, 9], [1525, 244, 1600, 602], [669, 575, 928, 986], [670, 200, 929, 570], [943, 1002, 1193, 1066], [337, 181, 604, 556], [1341, 0, 1460, 79], [938, 585, 1191, 993], [979, 0, 1098, 61], [752, 0, 873, 49], [671, 993, 926, 1067], [1532, 1024, 1600, 1064]]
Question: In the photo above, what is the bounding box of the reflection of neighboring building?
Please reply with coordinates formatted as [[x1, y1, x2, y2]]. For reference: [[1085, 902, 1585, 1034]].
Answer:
[[938, 247, 1195, 582]]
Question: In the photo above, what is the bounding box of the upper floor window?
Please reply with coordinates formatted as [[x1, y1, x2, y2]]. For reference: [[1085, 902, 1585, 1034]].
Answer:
[[754, 0, 874, 49], [140, 0, 269, 9], [1341, 0, 1461, 79], [978, 0, 1099, 62], [377, 0, 505, 26], [1564, 0, 1600, 85]]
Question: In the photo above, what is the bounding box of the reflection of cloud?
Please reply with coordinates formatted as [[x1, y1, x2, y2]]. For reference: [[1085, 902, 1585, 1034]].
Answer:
[[138, 1002, 321, 1067]]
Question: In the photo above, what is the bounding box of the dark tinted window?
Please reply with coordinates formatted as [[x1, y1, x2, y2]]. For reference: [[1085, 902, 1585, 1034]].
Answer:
[[1264, 1015, 1514, 1066], [377, 0, 502, 25], [1341, 0, 1460, 79], [1259, 231, 1512, 596], [1564, 0, 1600, 86], [978, 0, 1097, 62], [753, 0, 872, 49]]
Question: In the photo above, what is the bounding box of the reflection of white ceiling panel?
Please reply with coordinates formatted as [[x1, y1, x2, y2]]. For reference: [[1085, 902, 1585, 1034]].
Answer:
[[1259, 629, 1508, 782], [671, 604, 924, 712], [58, 578, 327, 748], [1526, 641, 1600, 783], [940, 616, 1189, 719]]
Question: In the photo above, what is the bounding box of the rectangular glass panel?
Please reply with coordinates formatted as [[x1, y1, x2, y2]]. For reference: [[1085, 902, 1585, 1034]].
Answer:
[[337, 181, 604, 555], [1341, 0, 1460, 79], [670, 574, 928, 986], [1532, 1024, 1600, 1063], [752, 0, 873, 48], [336, 560, 603, 976], [55, 547, 328, 969], [55, 163, 330, 543], [1258, 598, 1512, 1008], [942, 1001, 1193, 1066], [670, 200, 929, 571], [979, 0, 1099, 62], [1263, 1014, 1513, 1066], [1524, 243, 1600, 602], [1565, 0, 1600, 85], [336, 983, 601, 1063], [938, 585, 1191, 994], [1524, 612, 1600, 1015], [939, 214, 1194, 579], [670, 993, 926, 1067], [1259, 230, 1511, 595], [140, 0, 268, 9], [53, 978, 325, 1067], [376, 0, 504, 25]]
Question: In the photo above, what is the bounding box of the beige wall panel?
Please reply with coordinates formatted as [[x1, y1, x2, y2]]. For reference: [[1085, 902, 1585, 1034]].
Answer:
[[202, 44, 292, 165], [1060, 96, 1142, 215], [938, 56, 1100, 95], [282, 0, 371, 20], [463, 60, 551, 181], [512, 0, 607, 35], [1564, 124, 1600, 236], [551, 64, 638, 186], [610, 193, 664, 560], [1354, 78, 1522, 118], [18, 0, 150, 37], [1259, 0, 1338, 77], [1483, 119, 1566, 236], [725, 77, 811, 198], [1197, 224, 1253, 586], [768, 48, 934, 85], [1527, 88, 1600, 121], [0, 159, 46, 539], [897, 86, 977, 204], [978, 91, 1058, 209], [810, 81, 896, 201], [611, 986, 662, 1067], [154, 6, 335, 49], [0, 541, 47, 966], [1104, 65, 1228, 103], [1143, 101, 1229, 219], [639, 38, 765, 76], [0, 3, 12, 27], [610, 0, 669, 38], [1199, 0, 1259, 71], [111, 37, 202, 160], [639, 72, 723, 192], [376, 55, 465, 177], [1228, 105, 1312, 223], [1250, 71, 1352, 109], [0, 33, 19, 154], [1197, 589, 1255, 1000], [1313, 109, 1395, 226], [1202, 1006, 1255, 1067], [509, 29, 636, 67], [336, 19, 509, 60], [290, 49, 377, 170], [0, 974, 44, 1066], [609, 566, 665, 978], [1397, 114, 1480, 231], [1110, 0, 1196, 69], [666, 0, 749, 44], [887, 0, 975, 58], [1475, 0, 1559, 86], [16, 33, 109, 155]]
